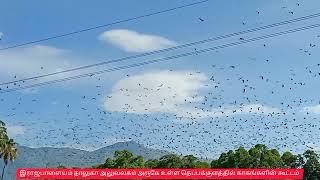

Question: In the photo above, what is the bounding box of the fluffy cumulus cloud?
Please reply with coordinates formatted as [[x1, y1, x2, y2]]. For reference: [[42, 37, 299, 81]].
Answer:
[[105, 70, 207, 114], [7, 125, 25, 136], [0, 45, 74, 78], [99, 29, 176, 53], [104, 70, 280, 119], [303, 105, 320, 114], [0, 45, 91, 92]]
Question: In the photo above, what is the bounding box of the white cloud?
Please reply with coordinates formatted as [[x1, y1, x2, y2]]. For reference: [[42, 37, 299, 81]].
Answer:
[[0, 45, 92, 92], [303, 105, 320, 114], [7, 125, 25, 136], [104, 70, 207, 114], [0, 45, 74, 78], [104, 70, 280, 119], [0, 32, 3, 39], [174, 104, 281, 119], [99, 29, 176, 53]]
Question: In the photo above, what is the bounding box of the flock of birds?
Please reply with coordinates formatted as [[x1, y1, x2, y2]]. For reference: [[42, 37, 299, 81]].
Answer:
[[1, 1, 320, 160]]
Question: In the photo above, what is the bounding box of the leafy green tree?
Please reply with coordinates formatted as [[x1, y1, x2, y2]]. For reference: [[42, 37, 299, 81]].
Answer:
[[95, 157, 115, 168], [113, 150, 134, 168], [97, 151, 144, 168], [259, 149, 284, 168], [194, 161, 210, 168], [210, 159, 218, 168], [295, 154, 305, 168], [0, 121, 6, 138], [157, 154, 183, 168], [213, 152, 228, 168], [213, 150, 236, 168], [211, 145, 290, 169], [303, 150, 320, 180], [0, 121, 17, 180], [234, 147, 251, 168], [0, 121, 8, 153], [182, 155, 198, 168], [281, 151, 298, 168], [145, 159, 159, 168], [248, 144, 268, 168], [0, 135, 17, 180], [104, 157, 115, 168], [92, 144, 320, 180], [128, 156, 144, 168]]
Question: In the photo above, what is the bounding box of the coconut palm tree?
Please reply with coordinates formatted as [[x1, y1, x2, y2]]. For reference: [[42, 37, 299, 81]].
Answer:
[[0, 120, 8, 159], [0, 121, 7, 141], [0, 135, 17, 180]]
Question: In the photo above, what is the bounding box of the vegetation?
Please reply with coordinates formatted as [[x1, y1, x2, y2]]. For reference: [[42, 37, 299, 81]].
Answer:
[[0, 120, 17, 180], [93, 150, 210, 169], [93, 144, 320, 180]]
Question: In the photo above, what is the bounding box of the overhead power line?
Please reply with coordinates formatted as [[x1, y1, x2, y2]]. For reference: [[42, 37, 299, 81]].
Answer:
[[2, 12, 320, 86], [0, 0, 209, 51], [1, 23, 320, 93]]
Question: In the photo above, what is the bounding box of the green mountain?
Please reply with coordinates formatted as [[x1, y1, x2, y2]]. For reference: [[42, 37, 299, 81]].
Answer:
[[1, 141, 169, 180]]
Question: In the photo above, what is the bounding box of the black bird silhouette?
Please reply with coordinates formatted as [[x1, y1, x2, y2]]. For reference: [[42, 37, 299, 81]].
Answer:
[[198, 17, 204, 22]]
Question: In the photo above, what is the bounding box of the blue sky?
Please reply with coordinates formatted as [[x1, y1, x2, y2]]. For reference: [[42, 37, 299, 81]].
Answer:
[[1, 0, 320, 158]]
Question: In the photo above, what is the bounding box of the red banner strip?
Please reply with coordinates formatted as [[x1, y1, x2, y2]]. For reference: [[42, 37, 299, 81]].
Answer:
[[17, 168, 304, 179]]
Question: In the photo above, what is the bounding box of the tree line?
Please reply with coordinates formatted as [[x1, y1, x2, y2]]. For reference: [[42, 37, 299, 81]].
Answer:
[[93, 144, 320, 180]]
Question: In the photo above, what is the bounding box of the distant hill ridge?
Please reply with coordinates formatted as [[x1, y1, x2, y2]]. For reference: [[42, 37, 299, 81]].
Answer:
[[2, 141, 170, 180]]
